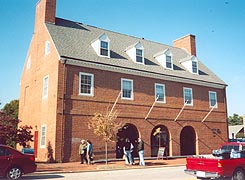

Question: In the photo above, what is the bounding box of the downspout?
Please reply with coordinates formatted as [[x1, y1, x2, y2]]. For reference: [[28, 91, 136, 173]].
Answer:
[[61, 58, 67, 162], [224, 86, 229, 141]]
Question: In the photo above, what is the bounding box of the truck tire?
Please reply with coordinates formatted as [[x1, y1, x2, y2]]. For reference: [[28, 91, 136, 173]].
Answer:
[[232, 168, 245, 180]]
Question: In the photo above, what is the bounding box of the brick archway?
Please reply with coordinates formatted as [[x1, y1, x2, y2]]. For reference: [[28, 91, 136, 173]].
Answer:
[[180, 126, 196, 155], [116, 123, 139, 158], [151, 125, 169, 157]]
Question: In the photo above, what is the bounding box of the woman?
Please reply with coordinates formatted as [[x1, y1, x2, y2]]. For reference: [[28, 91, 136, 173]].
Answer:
[[79, 139, 88, 164]]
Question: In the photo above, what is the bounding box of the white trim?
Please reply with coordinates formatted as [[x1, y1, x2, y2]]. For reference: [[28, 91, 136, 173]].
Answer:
[[45, 40, 51, 56], [44, 23, 61, 60], [155, 83, 166, 103], [26, 55, 31, 71], [209, 91, 218, 108], [40, 124, 47, 149], [78, 72, 94, 96], [62, 58, 226, 89], [121, 78, 134, 100], [42, 75, 49, 99], [183, 87, 193, 106]]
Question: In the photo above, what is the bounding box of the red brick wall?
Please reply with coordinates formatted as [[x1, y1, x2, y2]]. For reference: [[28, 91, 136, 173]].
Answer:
[[19, 0, 59, 162], [173, 34, 197, 56], [59, 64, 228, 162]]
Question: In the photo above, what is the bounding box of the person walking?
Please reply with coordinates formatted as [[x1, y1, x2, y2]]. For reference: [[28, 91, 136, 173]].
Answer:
[[123, 138, 133, 165], [87, 140, 94, 164], [79, 139, 88, 164], [137, 137, 145, 166]]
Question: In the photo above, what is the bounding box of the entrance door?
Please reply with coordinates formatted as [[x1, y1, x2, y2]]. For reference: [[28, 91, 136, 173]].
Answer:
[[180, 126, 196, 155], [151, 125, 169, 157], [34, 131, 38, 157], [116, 123, 139, 158]]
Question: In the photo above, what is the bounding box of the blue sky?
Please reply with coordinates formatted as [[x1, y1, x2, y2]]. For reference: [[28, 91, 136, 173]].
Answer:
[[0, 0, 244, 116]]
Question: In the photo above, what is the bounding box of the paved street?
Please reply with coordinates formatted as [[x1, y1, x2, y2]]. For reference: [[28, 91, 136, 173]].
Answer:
[[17, 166, 196, 180]]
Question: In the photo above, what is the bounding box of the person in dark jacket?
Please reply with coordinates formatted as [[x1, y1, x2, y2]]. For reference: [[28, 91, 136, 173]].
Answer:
[[137, 137, 145, 166], [123, 138, 133, 165], [86, 140, 94, 164]]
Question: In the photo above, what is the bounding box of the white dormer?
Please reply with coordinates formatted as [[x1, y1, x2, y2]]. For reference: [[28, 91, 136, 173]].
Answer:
[[154, 49, 173, 70], [125, 42, 144, 64], [180, 56, 199, 74], [91, 33, 110, 57]]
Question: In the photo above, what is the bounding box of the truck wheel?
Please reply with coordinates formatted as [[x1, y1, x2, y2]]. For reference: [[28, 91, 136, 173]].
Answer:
[[232, 168, 245, 180], [6, 167, 22, 180]]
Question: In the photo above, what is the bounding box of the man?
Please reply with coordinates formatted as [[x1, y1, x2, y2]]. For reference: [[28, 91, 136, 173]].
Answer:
[[79, 139, 88, 164], [123, 138, 133, 165], [137, 137, 145, 166]]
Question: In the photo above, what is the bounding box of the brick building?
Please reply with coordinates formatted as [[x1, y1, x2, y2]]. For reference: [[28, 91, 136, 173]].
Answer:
[[19, 0, 228, 162]]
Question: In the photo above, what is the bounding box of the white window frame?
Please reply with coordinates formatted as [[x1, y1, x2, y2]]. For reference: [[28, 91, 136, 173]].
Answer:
[[183, 87, 193, 106], [166, 55, 173, 69], [26, 56, 31, 70], [42, 75, 49, 99], [45, 41, 50, 56], [192, 60, 198, 74], [136, 48, 143, 63], [40, 125, 47, 148], [209, 91, 218, 108], [155, 83, 166, 103], [121, 78, 134, 100], [100, 40, 109, 57], [79, 72, 94, 96]]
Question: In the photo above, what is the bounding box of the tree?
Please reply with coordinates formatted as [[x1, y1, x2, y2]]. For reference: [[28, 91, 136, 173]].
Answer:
[[88, 109, 122, 164], [228, 113, 243, 126], [0, 108, 33, 148], [2, 100, 19, 119], [0, 111, 19, 146]]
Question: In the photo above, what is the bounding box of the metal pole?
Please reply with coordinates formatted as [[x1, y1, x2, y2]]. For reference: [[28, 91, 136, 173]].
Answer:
[[109, 91, 121, 117], [174, 100, 188, 121], [202, 105, 216, 122], [145, 96, 159, 120]]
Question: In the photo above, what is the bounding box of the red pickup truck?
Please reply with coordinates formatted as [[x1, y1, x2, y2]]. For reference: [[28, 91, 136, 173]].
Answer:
[[185, 142, 245, 180]]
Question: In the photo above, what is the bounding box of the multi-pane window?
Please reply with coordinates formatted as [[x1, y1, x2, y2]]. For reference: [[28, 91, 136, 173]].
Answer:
[[209, 91, 217, 108], [166, 55, 172, 69], [136, 49, 143, 63], [192, 61, 198, 74], [100, 41, 109, 56], [40, 125, 46, 148], [45, 41, 50, 56], [79, 72, 94, 96], [42, 76, 49, 99], [183, 87, 193, 105], [155, 83, 165, 103], [121, 79, 133, 100]]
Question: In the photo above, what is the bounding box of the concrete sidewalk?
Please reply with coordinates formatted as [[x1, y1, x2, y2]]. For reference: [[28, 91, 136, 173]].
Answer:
[[36, 157, 186, 174]]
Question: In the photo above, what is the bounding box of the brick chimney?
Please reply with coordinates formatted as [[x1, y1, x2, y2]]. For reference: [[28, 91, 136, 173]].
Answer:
[[35, 0, 56, 31], [173, 34, 196, 56]]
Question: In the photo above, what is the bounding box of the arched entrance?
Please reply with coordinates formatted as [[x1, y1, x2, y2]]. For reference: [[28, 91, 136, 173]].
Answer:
[[180, 126, 196, 155], [116, 123, 139, 158], [151, 125, 169, 157]]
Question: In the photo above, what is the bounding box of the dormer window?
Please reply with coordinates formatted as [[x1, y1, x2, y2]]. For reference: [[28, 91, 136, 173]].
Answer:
[[154, 49, 173, 70], [192, 61, 198, 73], [91, 33, 110, 58], [180, 55, 199, 74], [136, 49, 143, 63], [100, 41, 109, 56], [166, 55, 172, 69], [125, 42, 144, 64]]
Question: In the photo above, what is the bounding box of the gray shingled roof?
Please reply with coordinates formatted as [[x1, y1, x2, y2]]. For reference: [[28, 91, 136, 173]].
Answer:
[[46, 18, 226, 87]]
